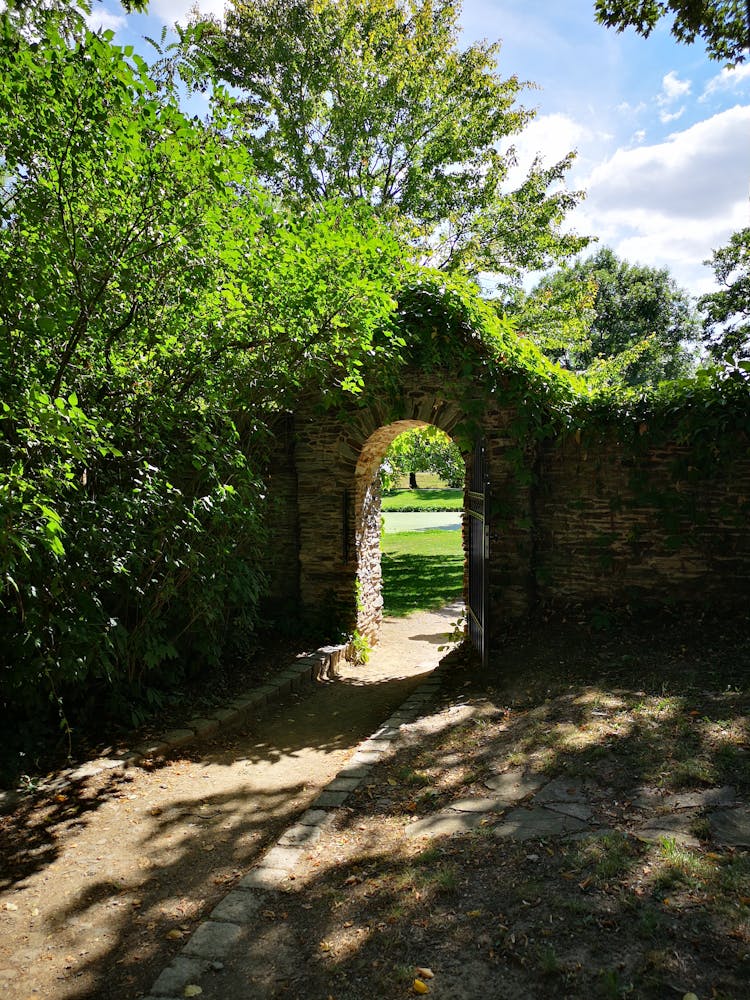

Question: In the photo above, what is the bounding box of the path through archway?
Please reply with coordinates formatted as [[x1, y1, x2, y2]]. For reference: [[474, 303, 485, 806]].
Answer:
[[354, 420, 466, 645]]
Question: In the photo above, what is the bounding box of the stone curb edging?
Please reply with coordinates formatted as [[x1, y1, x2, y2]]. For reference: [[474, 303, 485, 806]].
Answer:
[[142, 658, 449, 1000], [0, 643, 351, 816]]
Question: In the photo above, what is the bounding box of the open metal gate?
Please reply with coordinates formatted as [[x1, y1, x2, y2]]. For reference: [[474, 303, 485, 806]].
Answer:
[[466, 438, 489, 667]]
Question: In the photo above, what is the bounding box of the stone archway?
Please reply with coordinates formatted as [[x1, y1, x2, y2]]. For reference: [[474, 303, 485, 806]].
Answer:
[[290, 372, 520, 650]]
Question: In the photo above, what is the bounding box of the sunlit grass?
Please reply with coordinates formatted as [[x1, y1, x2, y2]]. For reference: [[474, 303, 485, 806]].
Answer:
[[380, 529, 463, 616], [381, 487, 462, 511]]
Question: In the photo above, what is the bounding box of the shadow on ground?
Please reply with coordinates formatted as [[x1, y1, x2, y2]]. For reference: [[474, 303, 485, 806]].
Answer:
[[0, 664, 436, 999], [177, 611, 750, 1000], [2, 611, 749, 1000]]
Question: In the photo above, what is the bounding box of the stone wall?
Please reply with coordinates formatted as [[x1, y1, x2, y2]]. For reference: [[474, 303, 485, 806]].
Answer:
[[260, 414, 301, 618], [266, 375, 750, 654], [531, 432, 750, 613]]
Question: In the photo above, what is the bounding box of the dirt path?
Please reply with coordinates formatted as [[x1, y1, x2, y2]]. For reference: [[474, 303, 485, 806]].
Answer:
[[0, 605, 462, 1000]]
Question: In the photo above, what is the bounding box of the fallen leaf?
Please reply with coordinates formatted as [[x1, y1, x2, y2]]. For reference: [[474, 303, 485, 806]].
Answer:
[[3, 902, 18, 912], [413, 979, 429, 994], [184, 987, 203, 997], [416, 967, 434, 979], [166, 929, 184, 940], [466, 909, 483, 918], [683, 994, 699, 1000]]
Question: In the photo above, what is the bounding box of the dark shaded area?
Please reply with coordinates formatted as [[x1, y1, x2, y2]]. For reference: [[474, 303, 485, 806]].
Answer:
[[381, 553, 463, 617], [193, 611, 750, 1000], [0, 630, 310, 788]]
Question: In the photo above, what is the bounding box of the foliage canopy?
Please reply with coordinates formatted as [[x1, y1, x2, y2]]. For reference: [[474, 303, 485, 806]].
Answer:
[[594, 0, 750, 64], [381, 427, 464, 489], [190, 0, 587, 280], [698, 227, 750, 360], [506, 248, 701, 388], [0, 0, 406, 768]]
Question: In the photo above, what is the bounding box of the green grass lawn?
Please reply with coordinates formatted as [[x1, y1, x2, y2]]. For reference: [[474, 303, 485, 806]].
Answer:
[[381, 528, 463, 617], [381, 487, 462, 512]]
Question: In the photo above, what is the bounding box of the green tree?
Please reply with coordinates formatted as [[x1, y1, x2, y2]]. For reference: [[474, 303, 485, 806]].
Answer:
[[511, 249, 701, 387], [594, 0, 750, 64], [382, 427, 464, 489], [189, 0, 586, 280], [698, 228, 750, 359], [0, 1, 406, 763]]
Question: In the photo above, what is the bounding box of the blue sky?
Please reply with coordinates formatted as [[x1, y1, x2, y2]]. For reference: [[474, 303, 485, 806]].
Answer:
[[90, 0, 750, 294]]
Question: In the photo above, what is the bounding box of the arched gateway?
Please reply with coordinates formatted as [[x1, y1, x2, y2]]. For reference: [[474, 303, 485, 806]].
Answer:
[[262, 289, 750, 664], [283, 365, 535, 662]]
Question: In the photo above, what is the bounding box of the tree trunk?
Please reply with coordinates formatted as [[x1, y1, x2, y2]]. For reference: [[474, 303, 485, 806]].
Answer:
[[409, 471, 419, 489]]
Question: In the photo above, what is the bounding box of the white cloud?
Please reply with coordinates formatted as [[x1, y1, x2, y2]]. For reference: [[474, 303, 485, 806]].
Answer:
[[85, 8, 126, 32], [571, 105, 750, 292], [617, 100, 647, 116], [584, 105, 750, 220], [633, 129, 646, 144], [659, 107, 685, 124], [659, 70, 691, 104], [501, 112, 611, 190], [149, 0, 226, 26], [702, 63, 750, 99]]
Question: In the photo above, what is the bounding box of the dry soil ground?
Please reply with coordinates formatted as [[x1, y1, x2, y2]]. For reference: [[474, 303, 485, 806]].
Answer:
[[2, 606, 749, 1000]]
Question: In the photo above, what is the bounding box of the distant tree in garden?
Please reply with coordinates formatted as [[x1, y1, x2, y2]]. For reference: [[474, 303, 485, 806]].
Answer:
[[187, 0, 587, 280], [507, 248, 701, 387], [594, 0, 750, 64], [698, 228, 750, 359], [381, 427, 463, 490]]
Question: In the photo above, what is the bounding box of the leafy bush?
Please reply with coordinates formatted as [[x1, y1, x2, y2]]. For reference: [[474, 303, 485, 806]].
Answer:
[[0, 5, 405, 774]]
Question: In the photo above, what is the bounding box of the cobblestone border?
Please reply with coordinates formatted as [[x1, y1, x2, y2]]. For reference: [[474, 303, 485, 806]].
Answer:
[[141, 659, 448, 999], [0, 644, 350, 816]]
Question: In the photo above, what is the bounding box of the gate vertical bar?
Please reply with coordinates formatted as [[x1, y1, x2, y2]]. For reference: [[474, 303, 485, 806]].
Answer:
[[466, 438, 489, 667]]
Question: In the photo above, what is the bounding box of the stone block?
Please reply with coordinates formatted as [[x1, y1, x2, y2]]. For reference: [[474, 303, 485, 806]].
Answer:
[[483, 769, 545, 804], [348, 751, 384, 767], [278, 823, 323, 847], [312, 790, 350, 809], [211, 891, 262, 924], [298, 808, 330, 826], [182, 920, 244, 959], [163, 729, 195, 748], [336, 764, 371, 780], [494, 806, 590, 841], [238, 867, 292, 890], [150, 956, 208, 997], [186, 717, 219, 736], [710, 806, 750, 848], [209, 708, 237, 723], [325, 776, 362, 793], [406, 812, 486, 838], [262, 844, 305, 872]]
